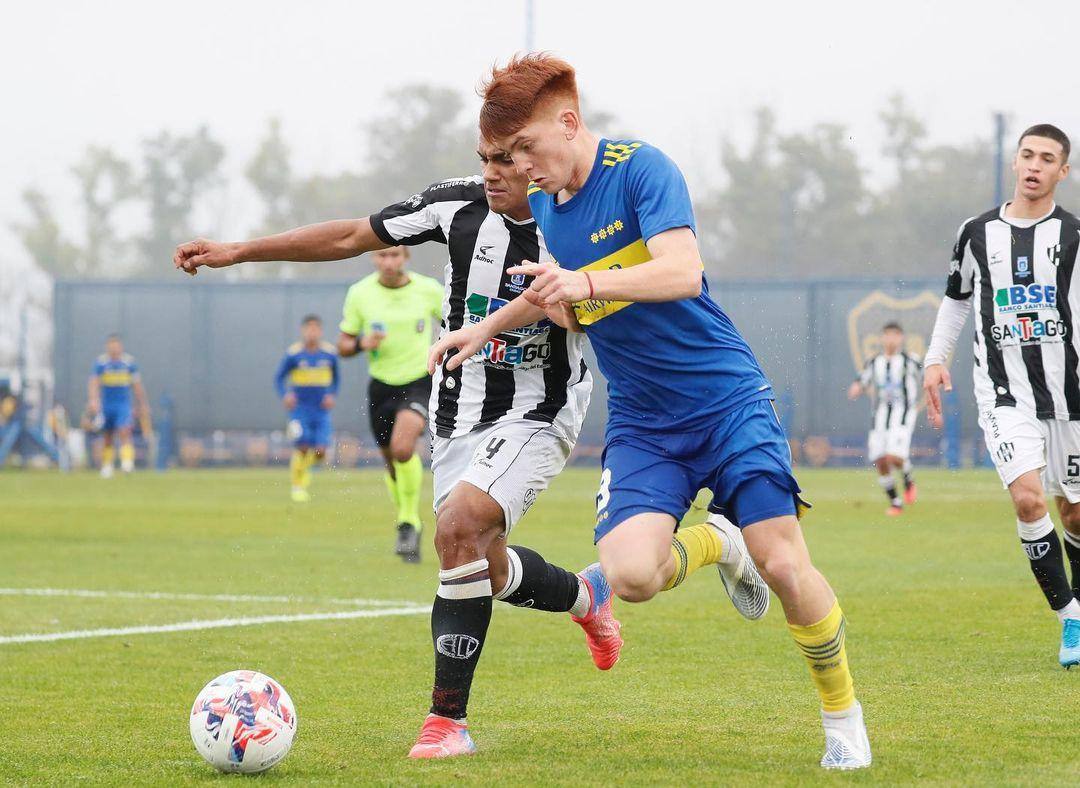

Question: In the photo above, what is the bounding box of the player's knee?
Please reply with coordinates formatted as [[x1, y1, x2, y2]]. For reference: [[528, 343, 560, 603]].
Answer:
[[312, 449, 325, 461], [756, 548, 807, 598], [1059, 505, 1080, 533], [434, 497, 499, 562], [389, 441, 415, 464], [605, 561, 662, 603], [1012, 488, 1047, 522]]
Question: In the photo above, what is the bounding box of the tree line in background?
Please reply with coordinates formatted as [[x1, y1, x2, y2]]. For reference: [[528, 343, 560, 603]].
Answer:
[[14, 89, 1075, 282]]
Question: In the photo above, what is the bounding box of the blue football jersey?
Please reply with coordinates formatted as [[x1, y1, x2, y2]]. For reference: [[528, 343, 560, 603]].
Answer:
[[274, 342, 339, 410], [93, 353, 139, 411], [528, 139, 772, 435]]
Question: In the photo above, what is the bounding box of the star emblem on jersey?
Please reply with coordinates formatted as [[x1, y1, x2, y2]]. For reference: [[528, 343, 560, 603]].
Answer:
[[590, 218, 625, 243]]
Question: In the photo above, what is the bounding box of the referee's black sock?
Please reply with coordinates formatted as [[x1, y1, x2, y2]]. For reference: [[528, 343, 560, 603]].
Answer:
[[429, 559, 492, 721], [1018, 516, 1074, 612], [494, 545, 587, 614], [1063, 529, 1080, 598]]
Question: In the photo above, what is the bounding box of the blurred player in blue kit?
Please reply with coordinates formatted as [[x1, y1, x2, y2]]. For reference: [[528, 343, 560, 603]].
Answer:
[[87, 333, 149, 478], [275, 315, 339, 502]]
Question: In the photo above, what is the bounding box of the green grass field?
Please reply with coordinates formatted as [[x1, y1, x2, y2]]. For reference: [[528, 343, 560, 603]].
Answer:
[[1, 466, 1077, 785]]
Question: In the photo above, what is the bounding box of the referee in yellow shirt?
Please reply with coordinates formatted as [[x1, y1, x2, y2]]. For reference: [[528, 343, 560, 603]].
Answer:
[[338, 246, 443, 563]]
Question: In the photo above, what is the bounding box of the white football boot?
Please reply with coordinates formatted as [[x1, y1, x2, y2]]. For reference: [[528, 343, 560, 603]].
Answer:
[[820, 701, 872, 770], [706, 513, 770, 620]]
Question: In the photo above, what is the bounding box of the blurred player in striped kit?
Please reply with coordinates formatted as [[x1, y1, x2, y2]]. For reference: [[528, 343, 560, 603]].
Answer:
[[87, 333, 149, 478], [848, 322, 921, 515], [274, 315, 339, 503]]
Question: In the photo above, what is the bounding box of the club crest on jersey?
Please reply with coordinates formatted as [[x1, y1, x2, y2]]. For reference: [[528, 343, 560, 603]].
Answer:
[[1016, 256, 1031, 277], [506, 272, 529, 294], [1048, 243, 1062, 267], [994, 284, 1056, 313]]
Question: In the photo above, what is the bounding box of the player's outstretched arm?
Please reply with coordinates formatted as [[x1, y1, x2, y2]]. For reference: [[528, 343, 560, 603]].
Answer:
[[428, 294, 551, 373], [174, 218, 390, 276]]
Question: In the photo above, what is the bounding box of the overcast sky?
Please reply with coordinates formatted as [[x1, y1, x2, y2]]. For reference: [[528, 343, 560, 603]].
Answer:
[[4, 0, 1080, 273]]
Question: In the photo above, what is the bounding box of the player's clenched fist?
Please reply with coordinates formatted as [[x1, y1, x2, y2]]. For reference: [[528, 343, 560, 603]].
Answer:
[[174, 238, 239, 276]]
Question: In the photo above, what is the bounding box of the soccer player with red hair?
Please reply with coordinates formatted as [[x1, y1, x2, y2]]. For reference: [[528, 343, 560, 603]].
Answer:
[[432, 53, 872, 769]]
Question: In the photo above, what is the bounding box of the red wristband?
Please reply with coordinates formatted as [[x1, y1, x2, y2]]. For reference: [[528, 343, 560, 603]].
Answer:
[[584, 271, 594, 300]]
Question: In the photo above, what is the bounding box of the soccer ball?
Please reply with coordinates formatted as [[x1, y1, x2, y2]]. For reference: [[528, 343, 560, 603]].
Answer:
[[189, 670, 297, 773]]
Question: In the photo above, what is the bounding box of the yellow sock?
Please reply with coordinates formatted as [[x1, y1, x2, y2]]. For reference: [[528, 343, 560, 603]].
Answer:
[[392, 455, 423, 529], [102, 445, 115, 468], [662, 523, 726, 592], [788, 600, 855, 712], [120, 443, 135, 466], [289, 450, 306, 488], [384, 472, 400, 511]]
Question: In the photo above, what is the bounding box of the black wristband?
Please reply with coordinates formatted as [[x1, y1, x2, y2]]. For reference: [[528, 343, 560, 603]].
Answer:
[[355, 335, 363, 354]]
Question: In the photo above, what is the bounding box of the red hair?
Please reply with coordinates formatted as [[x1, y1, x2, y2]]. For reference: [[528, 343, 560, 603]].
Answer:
[[479, 53, 579, 141]]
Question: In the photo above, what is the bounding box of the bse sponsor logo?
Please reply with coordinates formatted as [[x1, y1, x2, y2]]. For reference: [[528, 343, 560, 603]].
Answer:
[[994, 283, 1056, 313], [991, 317, 1067, 345], [1023, 541, 1051, 561], [436, 634, 480, 660], [481, 338, 551, 366]]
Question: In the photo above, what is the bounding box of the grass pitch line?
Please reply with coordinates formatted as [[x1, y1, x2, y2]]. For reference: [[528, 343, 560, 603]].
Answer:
[[0, 587, 416, 607], [0, 605, 432, 645]]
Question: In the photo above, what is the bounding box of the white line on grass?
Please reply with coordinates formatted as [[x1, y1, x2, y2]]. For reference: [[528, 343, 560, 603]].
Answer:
[[0, 588, 416, 607], [0, 606, 431, 645]]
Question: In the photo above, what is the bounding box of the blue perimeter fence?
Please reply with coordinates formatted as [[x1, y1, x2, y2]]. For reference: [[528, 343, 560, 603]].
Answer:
[[51, 277, 984, 468]]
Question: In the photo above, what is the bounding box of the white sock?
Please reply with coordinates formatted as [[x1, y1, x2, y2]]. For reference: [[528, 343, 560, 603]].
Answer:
[[569, 577, 591, 618], [1056, 598, 1080, 623], [1017, 514, 1055, 542]]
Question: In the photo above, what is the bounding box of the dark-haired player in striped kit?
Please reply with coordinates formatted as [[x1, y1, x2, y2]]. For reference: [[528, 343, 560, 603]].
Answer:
[[848, 322, 921, 515], [925, 123, 1080, 668]]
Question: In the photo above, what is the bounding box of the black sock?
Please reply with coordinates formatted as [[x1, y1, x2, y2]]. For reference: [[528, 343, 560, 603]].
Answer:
[[1063, 531, 1080, 598], [1021, 529, 1074, 611], [878, 475, 899, 505], [430, 560, 492, 721], [494, 545, 582, 612]]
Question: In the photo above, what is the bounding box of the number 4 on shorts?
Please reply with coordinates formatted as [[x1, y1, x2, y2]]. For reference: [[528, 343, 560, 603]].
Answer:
[[485, 437, 506, 461]]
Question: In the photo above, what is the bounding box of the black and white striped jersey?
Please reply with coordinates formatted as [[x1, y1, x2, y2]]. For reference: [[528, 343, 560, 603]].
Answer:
[[946, 203, 1080, 420], [858, 352, 921, 431], [369, 176, 591, 439]]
